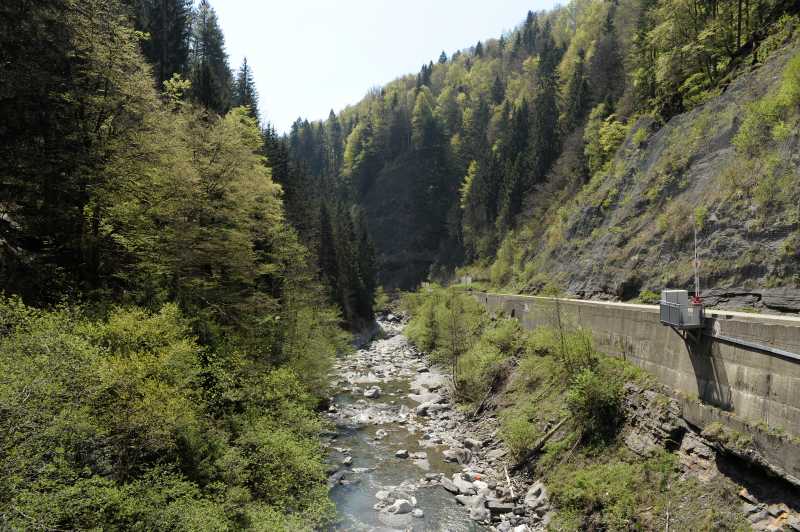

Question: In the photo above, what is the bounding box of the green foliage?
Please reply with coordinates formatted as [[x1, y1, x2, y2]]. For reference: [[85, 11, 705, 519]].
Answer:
[[404, 286, 485, 391], [637, 290, 661, 304], [734, 54, 800, 158], [0, 298, 334, 530], [584, 105, 630, 177], [551, 459, 644, 529], [566, 368, 624, 442], [0, 2, 347, 527]]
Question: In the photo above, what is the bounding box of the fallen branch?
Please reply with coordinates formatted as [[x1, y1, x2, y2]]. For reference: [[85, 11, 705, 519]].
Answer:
[[504, 465, 515, 500], [510, 417, 568, 473], [469, 391, 493, 420]]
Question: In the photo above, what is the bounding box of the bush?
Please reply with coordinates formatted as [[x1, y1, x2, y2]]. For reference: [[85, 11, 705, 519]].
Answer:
[[501, 412, 542, 459], [566, 368, 624, 442], [483, 318, 524, 354], [0, 297, 334, 530], [637, 289, 661, 304], [550, 460, 644, 530], [456, 340, 507, 403]]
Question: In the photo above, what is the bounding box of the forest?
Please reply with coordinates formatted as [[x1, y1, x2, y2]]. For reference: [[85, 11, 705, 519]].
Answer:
[[1, 0, 799, 529], [287, 0, 800, 292], [0, 0, 373, 529]]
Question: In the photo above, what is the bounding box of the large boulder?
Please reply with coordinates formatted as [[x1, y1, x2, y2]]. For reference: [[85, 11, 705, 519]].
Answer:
[[443, 447, 473, 465], [468, 495, 490, 522], [524, 480, 549, 512]]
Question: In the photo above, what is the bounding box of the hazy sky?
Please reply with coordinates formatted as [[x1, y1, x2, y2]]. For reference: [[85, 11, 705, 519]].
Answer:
[[214, 0, 560, 133]]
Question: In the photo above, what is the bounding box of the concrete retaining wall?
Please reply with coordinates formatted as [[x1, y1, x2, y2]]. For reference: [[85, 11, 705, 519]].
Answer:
[[476, 292, 800, 482]]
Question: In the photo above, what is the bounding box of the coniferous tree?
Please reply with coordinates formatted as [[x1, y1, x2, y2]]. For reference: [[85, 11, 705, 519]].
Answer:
[[527, 21, 561, 189], [522, 11, 539, 54], [492, 75, 506, 105], [325, 110, 344, 177], [318, 203, 339, 292], [189, 0, 232, 114], [233, 57, 259, 122], [475, 41, 484, 58], [439, 50, 448, 64], [354, 211, 377, 319], [588, 6, 625, 109], [562, 48, 591, 133], [127, 0, 192, 86]]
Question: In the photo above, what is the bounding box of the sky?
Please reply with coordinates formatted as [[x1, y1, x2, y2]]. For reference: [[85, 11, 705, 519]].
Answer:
[[214, 0, 560, 133]]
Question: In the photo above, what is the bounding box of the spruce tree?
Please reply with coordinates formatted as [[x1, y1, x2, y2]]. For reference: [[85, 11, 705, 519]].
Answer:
[[233, 57, 260, 122], [562, 48, 591, 132], [325, 110, 344, 177], [588, 6, 625, 108], [492, 75, 506, 105], [318, 203, 339, 291], [522, 11, 538, 54], [439, 51, 448, 64], [189, 0, 232, 115], [128, 0, 192, 86]]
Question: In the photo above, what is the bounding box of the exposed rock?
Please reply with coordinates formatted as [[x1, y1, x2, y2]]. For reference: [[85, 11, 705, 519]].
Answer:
[[468, 495, 490, 521], [363, 385, 381, 399], [412, 508, 424, 518], [443, 447, 472, 464], [452, 474, 477, 495], [386, 499, 413, 515], [409, 392, 444, 404], [486, 448, 507, 461], [341, 456, 353, 466], [394, 449, 409, 459], [524, 481, 548, 511], [464, 437, 483, 450], [487, 500, 515, 515], [748, 509, 770, 523], [440, 477, 459, 494]]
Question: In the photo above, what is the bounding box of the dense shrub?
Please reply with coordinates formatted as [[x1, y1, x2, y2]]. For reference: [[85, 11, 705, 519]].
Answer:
[[0, 297, 333, 530], [567, 368, 624, 442]]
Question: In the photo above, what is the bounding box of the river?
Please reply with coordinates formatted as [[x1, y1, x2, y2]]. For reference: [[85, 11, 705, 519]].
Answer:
[[325, 317, 485, 531]]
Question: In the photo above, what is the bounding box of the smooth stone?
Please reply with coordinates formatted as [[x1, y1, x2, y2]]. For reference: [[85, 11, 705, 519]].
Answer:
[[395, 449, 409, 459], [412, 508, 424, 518], [452, 475, 476, 495], [441, 477, 459, 494], [387, 499, 413, 515]]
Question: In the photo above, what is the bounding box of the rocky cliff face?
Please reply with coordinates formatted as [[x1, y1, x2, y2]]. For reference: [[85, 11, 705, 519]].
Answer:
[[492, 44, 800, 313]]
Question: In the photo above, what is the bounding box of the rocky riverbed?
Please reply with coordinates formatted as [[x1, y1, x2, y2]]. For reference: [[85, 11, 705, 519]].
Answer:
[[324, 317, 552, 531]]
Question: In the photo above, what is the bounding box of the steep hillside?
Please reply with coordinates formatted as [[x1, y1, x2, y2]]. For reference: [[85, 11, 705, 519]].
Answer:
[[482, 43, 800, 312], [287, 0, 800, 299]]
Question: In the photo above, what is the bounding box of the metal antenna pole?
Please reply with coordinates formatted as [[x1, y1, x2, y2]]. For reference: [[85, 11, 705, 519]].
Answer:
[[694, 224, 700, 300]]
